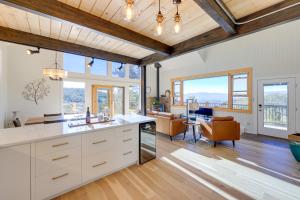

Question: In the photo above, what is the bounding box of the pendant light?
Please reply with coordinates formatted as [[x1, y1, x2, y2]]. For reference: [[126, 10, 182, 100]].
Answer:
[[43, 52, 67, 81], [173, 0, 182, 4], [122, 0, 135, 21], [156, 0, 164, 36], [174, 4, 181, 33]]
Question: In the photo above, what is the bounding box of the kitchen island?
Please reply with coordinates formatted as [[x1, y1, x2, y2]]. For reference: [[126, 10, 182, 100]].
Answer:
[[0, 114, 155, 200]]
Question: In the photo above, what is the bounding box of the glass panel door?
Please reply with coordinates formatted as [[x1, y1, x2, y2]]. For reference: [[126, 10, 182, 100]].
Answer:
[[92, 85, 124, 116], [258, 78, 296, 138], [96, 88, 111, 113], [263, 83, 288, 130], [112, 87, 124, 115]]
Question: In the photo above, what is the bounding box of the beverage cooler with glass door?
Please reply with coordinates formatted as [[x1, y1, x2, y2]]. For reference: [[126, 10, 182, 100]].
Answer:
[[139, 121, 156, 164]]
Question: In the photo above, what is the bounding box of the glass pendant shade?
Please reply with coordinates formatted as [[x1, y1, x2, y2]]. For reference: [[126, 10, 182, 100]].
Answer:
[[156, 11, 164, 36], [174, 13, 181, 33], [122, 0, 135, 21]]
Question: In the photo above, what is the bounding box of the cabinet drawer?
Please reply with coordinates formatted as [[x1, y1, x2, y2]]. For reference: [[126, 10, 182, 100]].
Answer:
[[118, 134, 138, 150], [82, 152, 114, 183], [82, 130, 113, 156], [36, 147, 81, 176], [115, 125, 138, 137], [36, 135, 81, 156], [117, 147, 138, 167], [35, 165, 81, 200]]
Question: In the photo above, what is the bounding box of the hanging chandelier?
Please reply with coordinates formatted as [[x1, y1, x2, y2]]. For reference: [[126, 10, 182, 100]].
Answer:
[[43, 52, 67, 81]]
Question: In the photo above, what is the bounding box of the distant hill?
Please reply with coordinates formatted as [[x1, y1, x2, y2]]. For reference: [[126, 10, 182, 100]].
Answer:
[[184, 92, 228, 104]]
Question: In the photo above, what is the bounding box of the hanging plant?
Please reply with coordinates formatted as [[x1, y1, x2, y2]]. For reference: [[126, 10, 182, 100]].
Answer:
[[22, 78, 50, 105]]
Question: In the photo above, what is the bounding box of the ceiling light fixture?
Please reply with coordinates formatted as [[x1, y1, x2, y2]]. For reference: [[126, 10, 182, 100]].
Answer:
[[26, 47, 40, 55], [174, 4, 181, 33], [43, 52, 67, 81], [87, 57, 94, 68], [173, 0, 182, 4], [156, 0, 164, 36], [123, 0, 135, 21], [118, 63, 124, 71]]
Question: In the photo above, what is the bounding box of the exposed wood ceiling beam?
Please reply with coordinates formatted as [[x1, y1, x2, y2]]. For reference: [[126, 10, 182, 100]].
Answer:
[[0, 26, 140, 64], [141, 1, 300, 65], [0, 0, 172, 55], [193, 0, 236, 34]]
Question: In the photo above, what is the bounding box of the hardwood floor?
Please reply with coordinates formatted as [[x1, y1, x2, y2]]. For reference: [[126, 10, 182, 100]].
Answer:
[[54, 132, 300, 200]]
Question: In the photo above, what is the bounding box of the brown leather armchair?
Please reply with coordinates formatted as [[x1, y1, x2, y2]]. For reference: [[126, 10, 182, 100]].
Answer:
[[147, 111, 186, 141], [200, 116, 240, 147]]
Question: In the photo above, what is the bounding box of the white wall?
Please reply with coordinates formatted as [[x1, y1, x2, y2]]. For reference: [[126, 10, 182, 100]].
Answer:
[[159, 19, 300, 134], [0, 43, 141, 126], [5, 44, 62, 123], [0, 44, 7, 128], [146, 65, 157, 97]]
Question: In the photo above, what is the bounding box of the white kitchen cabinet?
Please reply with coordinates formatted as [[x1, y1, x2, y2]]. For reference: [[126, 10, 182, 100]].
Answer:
[[0, 115, 154, 200], [0, 144, 31, 200]]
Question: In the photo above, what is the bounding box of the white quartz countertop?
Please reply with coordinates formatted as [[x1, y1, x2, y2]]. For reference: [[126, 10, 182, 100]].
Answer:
[[0, 114, 155, 148]]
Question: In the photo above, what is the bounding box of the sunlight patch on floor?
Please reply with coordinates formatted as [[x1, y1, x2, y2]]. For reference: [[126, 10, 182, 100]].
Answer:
[[237, 157, 300, 183], [170, 148, 300, 200], [161, 156, 238, 200]]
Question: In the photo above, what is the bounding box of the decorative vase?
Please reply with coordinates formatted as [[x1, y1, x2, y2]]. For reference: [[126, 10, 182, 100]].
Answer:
[[289, 142, 300, 162]]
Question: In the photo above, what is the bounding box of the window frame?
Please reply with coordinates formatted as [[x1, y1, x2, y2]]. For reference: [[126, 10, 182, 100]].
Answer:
[[171, 67, 253, 113], [91, 84, 125, 116]]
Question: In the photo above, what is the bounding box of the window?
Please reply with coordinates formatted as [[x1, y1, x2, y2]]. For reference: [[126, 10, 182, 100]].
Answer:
[[172, 80, 182, 105], [232, 74, 248, 110], [92, 85, 125, 116], [171, 68, 252, 113], [129, 65, 140, 79], [63, 53, 85, 73], [112, 62, 125, 78], [129, 85, 140, 113], [90, 59, 107, 76], [183, 76, 228, 108], [63, 81, 85, 114]]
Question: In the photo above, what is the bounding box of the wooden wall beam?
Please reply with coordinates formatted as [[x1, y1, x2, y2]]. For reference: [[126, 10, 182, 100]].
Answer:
[[0, 26, 140, 64], [141, 1, 300, 65], [0, 0, 172, 55], [193, 0, 236, 34]]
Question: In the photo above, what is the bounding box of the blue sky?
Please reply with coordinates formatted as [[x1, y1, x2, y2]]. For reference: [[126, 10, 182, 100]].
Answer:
[[184, 76, 228, 94], [264, 84, 287, 93], [63, 53, 85, 73], [91, 59, 107, 75]]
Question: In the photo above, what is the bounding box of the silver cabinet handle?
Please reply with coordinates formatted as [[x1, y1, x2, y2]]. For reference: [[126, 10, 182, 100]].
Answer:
[[122, 138, 132, 143], [122, 129, 132, 133], [92, 161, 106, 168], [52, 142, 69, 148], [52, 173, 69, 180], [92, 139, 107, 145], [123, 151, 132, 156], [52, 155, 69, 161]]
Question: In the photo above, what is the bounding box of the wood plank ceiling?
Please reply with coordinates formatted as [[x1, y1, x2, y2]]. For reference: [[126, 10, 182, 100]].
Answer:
[[0, 3, 154, 59], [223, 0, 285, 19], [0, 0, 289, 62]]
